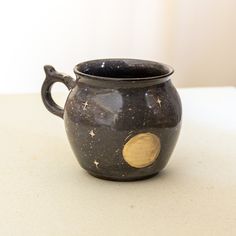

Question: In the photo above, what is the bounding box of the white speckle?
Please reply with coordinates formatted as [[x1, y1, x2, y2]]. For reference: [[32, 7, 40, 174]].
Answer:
[[122, 174, 125, 177], [89, 129, 96, 137], [157, 97, 162, 107], [143, 122, 146, 126], [128, 108, 132, 111], [101, 62, 105, 68], [115, 149, 119, 153], [94, 160, 99, 168], [82, 101, 88, 110], [131, 116, 135, 119]]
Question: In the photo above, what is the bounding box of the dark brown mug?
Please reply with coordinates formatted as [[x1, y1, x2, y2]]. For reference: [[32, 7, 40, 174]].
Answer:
[[41, 59, 182, 181]]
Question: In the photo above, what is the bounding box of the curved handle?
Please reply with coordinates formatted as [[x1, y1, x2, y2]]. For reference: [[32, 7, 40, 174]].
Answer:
[[41, 65, 76, 119]]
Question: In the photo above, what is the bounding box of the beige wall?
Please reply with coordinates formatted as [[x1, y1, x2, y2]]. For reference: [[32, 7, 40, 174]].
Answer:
[[0, 0, 235, 93], [170, 0, 236, 87]]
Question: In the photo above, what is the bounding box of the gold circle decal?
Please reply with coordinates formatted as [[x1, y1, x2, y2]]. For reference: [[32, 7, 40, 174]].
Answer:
[[122, 132, 161, 168]]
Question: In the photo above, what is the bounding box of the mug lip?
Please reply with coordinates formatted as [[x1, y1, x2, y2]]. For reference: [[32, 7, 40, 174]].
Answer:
[[73, 58, 174, 81]]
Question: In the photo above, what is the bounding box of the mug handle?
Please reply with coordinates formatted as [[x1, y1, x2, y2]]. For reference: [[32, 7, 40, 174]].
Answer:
[[41, 65, 76, 119]]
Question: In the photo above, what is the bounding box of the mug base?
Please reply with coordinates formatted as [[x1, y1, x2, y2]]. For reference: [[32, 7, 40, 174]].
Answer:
[[87, 171, 159, 182]]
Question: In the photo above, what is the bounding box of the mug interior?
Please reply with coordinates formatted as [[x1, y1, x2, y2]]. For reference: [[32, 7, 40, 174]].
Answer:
[[74, 59, 173, 81]]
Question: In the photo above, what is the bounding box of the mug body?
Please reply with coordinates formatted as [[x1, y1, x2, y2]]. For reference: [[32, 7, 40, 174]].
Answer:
[[63, 59, 182, 181]]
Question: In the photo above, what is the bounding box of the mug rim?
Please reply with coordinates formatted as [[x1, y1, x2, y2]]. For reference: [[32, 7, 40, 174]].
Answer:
[[74, 58, 174, 81]]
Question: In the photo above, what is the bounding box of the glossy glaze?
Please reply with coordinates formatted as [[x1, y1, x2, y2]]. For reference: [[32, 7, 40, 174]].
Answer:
[[41, 59, 182, 181]]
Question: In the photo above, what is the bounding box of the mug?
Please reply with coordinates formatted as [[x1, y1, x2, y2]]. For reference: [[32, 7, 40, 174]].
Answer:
[[41, 59, 182, 181]]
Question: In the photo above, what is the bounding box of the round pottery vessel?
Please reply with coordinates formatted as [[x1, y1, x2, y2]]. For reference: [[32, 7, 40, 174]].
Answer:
[[41, 59, 182, 181]]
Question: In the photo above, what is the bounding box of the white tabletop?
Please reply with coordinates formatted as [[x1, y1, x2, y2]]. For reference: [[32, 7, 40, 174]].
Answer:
[[0, 87, 235, 236]]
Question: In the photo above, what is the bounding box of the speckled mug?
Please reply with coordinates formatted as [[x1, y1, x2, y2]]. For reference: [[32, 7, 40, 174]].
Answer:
[[41, 59, 182, 181]]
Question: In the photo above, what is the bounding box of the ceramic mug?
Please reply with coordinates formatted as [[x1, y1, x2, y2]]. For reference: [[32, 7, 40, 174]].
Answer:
[[41, 59, 182, 181]]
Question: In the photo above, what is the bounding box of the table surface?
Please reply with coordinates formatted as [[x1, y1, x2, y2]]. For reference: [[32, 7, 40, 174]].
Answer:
[[0, 87, 235, 236]]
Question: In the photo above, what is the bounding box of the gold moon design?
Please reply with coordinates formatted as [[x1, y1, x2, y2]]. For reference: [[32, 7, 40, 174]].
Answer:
[[122, 132, 161, 168]]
